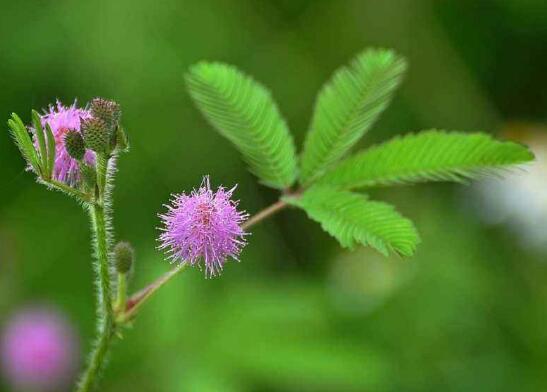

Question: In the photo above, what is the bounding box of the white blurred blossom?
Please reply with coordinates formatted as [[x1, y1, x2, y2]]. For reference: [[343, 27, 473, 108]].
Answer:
[[471, 124, 547, 252]]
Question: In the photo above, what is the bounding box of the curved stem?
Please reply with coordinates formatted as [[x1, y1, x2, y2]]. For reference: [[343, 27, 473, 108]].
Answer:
[[76, 155, 115, 392], [122, 199, 289, 318]]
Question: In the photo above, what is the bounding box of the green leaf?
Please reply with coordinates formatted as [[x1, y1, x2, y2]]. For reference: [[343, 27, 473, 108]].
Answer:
[[45, 123, 56, 178], [186, 62, 298, 190], [32, 109, 49, 177], [7, 113, 41, 174], [300, 48, 407, 185], [316, 130, 535, 189], [285, 186, 419, 256]]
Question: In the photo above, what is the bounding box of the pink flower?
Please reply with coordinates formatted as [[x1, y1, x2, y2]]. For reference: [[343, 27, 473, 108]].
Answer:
[[1, 307, 78, 391], [159, 176, 248, 277], [33, 101, 94, 185]]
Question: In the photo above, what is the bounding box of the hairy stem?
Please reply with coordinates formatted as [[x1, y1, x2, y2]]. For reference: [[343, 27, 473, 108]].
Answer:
[[43, 179, 92, 202], [76, 156, 115, 392], [95, 155, 108, 205], [122, 199, 289, 319]]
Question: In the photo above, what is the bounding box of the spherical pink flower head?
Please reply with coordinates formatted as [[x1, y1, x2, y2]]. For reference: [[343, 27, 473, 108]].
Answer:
[[33, 101, 95, 185], [159, 176, 248, 277], [1, 307, 78, 391]]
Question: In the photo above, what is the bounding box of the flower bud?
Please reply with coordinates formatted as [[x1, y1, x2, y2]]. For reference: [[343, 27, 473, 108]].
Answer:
[[90, 98, 121, 132], [114, 241, 134, 274], [63, 130, 85, 161], [81, 117, 109, 153]]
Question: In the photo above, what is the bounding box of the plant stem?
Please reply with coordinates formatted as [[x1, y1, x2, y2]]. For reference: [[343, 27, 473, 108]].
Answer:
[[95, 155, 108, 205], [114, 273, 127, 315], [121, 264, 188, 323], [242, 199, 287, 230], [44, 179, 92, 202], [76, 156, 115, 392], [122, 199, 289, 319]]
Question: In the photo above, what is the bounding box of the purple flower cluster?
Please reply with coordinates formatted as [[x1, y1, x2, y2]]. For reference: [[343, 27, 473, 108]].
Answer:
[[34, 101, 94, 185], [1, 307, 78, 391], [159, 177, 248, 277]]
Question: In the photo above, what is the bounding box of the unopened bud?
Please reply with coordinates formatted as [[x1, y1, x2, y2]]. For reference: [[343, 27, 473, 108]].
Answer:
[[114, 241, 134, 274], [64, 130, 85, 161], [90, 98, 121, 132], [82, 117, 109, 153]]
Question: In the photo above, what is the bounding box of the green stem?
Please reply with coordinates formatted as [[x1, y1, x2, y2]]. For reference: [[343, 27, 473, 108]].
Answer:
[[44, 179, 92, 202], [92, 203, 114, 323], [121, 264, 187, 323], [76, 156, 115, 392], [115, 273, 127, 315], [241, 199, 287, 230], [95, 155, 108, 204]]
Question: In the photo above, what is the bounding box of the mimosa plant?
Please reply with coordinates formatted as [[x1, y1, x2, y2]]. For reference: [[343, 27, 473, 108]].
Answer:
[[7, 48, 533, 391]]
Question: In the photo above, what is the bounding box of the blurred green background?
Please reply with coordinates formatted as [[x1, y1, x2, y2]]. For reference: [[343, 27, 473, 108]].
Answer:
[[1, 0, 547, 391]]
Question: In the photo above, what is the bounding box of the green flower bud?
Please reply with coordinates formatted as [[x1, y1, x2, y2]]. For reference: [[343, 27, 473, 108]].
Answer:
[[90, 98, 121, 132], [82, 117, 109, 153], [114, 241, 134, 274], [64, 130, 85, 161]]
